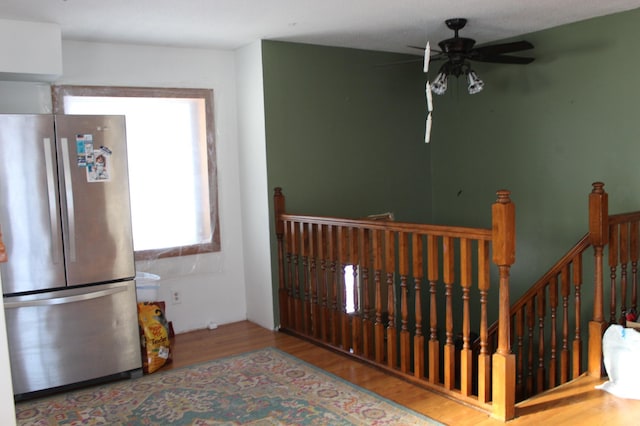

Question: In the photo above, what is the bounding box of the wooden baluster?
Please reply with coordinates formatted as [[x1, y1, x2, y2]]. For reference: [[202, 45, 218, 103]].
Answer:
[[560, 264, 570, 384], [273, 188, 288, 329], [515, 307, 524, 401], [631, 221, 639, 316], [285, 221, 294, 329], [549, 277, 558, 388], [385, 229, 397, 369], [351, 227, 362, 355], [573, 253, 583, 379], [413, 233, 425, 379], [477, 240, 491, 403], [333, 226, 344, 348], [292, 221, 302, 331], [609, 224, 619, 325], [328, 225, 339, 346], [300, 222, 311, 335], [427, 234, 440, 384], [361, 228, 373, 358], [309, 223, 319, 338], [588, 181, 608, 378], [620, 223, 630, 324], [338, 226, 350, 350], [399, 232, 411, 373], [373, 229, 385, 363], [536, 287, 546, 393], [526, 301, 535, 398], [318, 225, 329, 342], [443, 236, 455, 390], [460, 238, 473, 396]]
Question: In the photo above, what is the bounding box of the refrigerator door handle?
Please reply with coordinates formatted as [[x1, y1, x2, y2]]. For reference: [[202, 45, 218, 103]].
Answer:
[[60, 137, 77, 262], [43, 137, 62, 264], [4, 285, 128, 309]]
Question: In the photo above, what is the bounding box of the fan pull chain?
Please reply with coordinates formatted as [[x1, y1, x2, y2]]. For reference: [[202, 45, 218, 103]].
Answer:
[[423, 41, 430, 73], [424, 44, 433, 143]]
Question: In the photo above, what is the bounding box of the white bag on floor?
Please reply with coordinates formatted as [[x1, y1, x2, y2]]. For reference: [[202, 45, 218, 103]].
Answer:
[[596, 324, 640, 399]]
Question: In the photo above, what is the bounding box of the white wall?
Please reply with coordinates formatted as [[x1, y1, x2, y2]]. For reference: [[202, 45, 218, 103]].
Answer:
[[58, 40, 249, 333], [235, 41, 275, 329]]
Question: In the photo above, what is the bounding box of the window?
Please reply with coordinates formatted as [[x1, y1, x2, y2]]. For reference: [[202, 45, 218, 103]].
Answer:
[[52, 86, 220, 260]]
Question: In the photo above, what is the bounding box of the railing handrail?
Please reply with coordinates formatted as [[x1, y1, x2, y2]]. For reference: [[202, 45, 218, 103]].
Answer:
[[280, 213, 493, 240], [608, 211, 640, 225]]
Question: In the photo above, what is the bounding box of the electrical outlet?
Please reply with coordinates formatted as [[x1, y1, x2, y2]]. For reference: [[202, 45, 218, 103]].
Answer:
[[171, 289, 181, 304]]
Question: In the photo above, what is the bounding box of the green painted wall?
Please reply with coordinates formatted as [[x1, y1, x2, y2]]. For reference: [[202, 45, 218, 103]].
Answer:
[[262, 41, 428, 221], [429, 9, 640, 301]]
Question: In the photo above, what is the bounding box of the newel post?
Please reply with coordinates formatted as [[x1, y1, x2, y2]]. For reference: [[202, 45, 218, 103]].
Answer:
[[491, 190, 516, 422], [274, 188, 288, 329], [588, 182, 608, 377]]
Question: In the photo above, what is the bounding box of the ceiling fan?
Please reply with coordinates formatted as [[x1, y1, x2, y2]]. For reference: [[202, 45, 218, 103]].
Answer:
[[423, 18, 535, 95]]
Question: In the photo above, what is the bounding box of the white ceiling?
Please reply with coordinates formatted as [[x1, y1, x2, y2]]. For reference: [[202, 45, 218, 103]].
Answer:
[[1, 0, 640, 54]]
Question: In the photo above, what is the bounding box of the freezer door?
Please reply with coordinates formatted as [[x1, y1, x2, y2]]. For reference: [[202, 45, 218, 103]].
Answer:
[[54, 115, 135, 285], [4, 280, 142, 395], [0, 115, 66, 294]]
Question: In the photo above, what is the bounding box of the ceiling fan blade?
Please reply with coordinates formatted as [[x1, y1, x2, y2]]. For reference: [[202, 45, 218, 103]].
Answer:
[[402, 46, 448, 63], [473, 40, 534, 56], [470, 54, 534, 64], [408, 45, 443, 53]]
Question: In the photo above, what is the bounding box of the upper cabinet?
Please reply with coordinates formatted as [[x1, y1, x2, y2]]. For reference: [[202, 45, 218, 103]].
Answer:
[[0, 19, 62, 81]]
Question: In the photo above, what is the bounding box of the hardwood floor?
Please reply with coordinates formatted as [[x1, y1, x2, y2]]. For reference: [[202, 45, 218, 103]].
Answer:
[[163, 321, 640, 425]]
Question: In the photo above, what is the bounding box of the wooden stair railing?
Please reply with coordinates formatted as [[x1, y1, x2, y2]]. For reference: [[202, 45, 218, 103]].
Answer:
[[485, 182, 640, 403], [274, 187, 517, 421], [485, 234, 590, 401]]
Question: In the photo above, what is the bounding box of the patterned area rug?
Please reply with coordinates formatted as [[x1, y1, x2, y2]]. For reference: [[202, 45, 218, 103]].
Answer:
[[15, 347, 442, 425]]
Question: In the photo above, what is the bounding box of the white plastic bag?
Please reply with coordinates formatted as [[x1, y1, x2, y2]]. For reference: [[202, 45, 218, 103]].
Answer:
[[596, 324, 640, 399]]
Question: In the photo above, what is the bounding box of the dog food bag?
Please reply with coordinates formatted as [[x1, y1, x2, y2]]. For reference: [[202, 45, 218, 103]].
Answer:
[[138, 301, 172, 374]]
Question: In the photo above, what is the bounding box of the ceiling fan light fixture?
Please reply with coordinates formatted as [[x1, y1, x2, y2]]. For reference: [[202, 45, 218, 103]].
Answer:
[[431, 71, 448, 95], [467, 70, 484, 94], [416, 18, 534, 97]]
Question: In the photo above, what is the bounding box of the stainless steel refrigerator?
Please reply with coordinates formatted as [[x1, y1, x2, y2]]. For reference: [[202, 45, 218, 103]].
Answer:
[[0, 114, 142, 398]]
